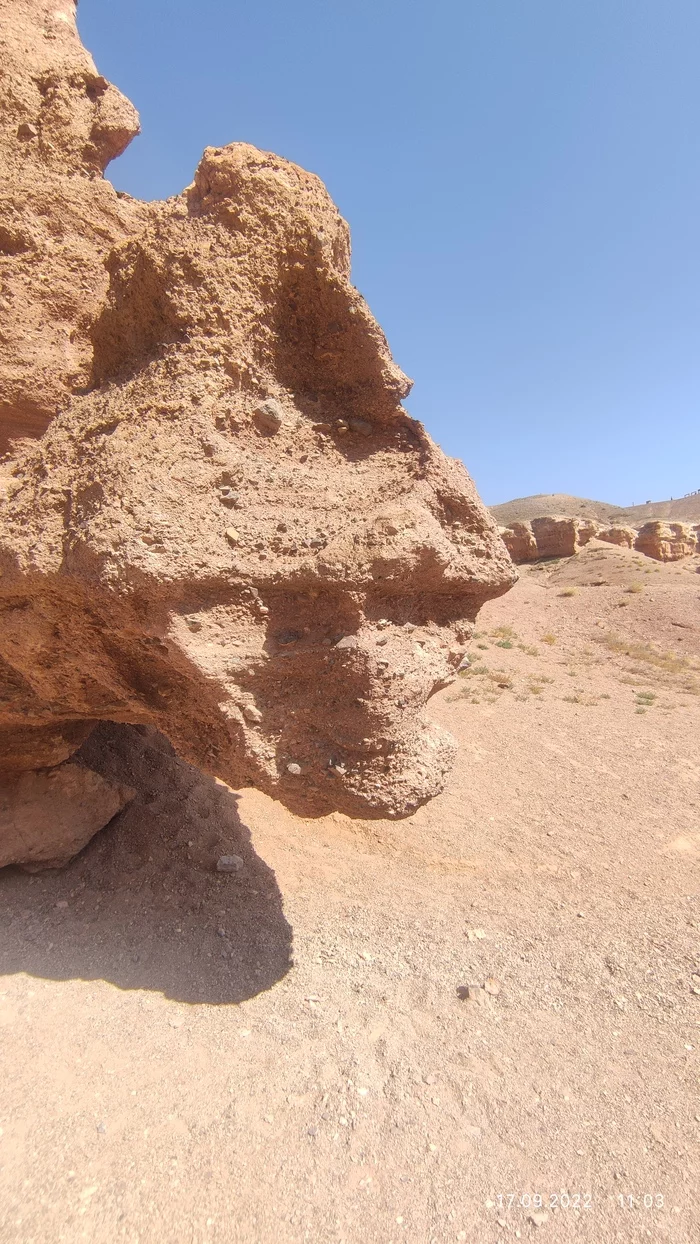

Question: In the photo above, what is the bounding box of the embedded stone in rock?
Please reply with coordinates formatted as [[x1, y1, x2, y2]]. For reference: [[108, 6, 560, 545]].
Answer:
[[348, 418, 373, 436], [242, 706, 263, 724], [254, 400, 285, 433], [0, 762, 135, 872]]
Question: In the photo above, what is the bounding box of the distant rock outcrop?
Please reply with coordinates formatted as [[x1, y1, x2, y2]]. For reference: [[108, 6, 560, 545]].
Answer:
[[500, 511, 700, 567], [500, 515, 600, 562], [633, 522, 698, 562], [499, 521, 538, 563], [597, 526, 637, 549]]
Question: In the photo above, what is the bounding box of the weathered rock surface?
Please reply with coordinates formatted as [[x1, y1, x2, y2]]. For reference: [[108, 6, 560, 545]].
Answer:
[[499, 521, 538, 563], [575, 518, 599, 547], [633, 521, 698, 562], [0, 0, 146, 452], [501, 512, 700, 567], [500, 515, 600, 563], [0, 1, 515, 863], [597, 525, 637, 549], [0, 761, 134, 871], [530, 515, 583, 559]]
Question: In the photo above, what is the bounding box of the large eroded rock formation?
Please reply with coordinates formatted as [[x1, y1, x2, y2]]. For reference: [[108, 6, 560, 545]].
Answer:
[[0, 3, 515, 866]]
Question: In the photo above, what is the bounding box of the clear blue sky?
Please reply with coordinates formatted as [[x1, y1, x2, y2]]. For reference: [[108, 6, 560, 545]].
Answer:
[[79, 0, 700, 507]]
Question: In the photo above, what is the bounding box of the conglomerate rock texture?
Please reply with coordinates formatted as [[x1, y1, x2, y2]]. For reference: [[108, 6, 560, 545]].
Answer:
[[0, 2, 515, 863], [0, 0, 145, 452]]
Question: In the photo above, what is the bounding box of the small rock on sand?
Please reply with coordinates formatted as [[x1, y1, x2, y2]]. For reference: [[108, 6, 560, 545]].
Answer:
[[216, 855, 243, 874]]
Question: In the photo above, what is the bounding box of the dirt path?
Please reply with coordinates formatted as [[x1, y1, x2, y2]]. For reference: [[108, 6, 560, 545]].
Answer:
[[1, 544, 698, 1243]]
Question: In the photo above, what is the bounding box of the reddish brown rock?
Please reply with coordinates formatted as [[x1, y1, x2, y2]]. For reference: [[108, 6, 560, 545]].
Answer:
[[0, 0, 146, 452], [0, 761, 134, 871], [597, 525, 637, 549], [0, 4, 515, 860], [634, 522, 698, 562]]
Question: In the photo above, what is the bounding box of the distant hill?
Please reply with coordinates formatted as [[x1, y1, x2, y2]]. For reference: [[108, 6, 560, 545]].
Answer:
[[490, 492, 700, 526]]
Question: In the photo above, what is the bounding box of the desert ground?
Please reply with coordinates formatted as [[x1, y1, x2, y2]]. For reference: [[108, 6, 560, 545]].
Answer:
[[1, 539, 698, 1244]]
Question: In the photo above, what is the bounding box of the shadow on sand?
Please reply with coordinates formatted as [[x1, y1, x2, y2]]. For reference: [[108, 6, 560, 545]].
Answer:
[[0, 723, 293, 1004]]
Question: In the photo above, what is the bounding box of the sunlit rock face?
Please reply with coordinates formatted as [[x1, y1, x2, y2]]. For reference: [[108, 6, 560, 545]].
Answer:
[[0, 5, 515, 869], [0, 0, 145, 451]]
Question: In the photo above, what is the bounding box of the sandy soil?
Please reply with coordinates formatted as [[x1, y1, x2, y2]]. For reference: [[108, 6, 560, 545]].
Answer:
[[1, 541, 699, 1244]]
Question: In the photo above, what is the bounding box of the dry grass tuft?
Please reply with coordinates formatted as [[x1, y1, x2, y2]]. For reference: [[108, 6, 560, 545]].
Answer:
[[492, 625, 518, 640], [600, 633, 692, 674]]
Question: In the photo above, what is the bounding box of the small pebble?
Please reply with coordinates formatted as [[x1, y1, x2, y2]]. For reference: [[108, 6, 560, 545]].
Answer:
[[218, 486, 239, 507], [225, 527, 241, 546], [286, 763, 302, 776], [216, 855, 244, 874], [457, 985, 483, 1003], [529, 1211, 549, 1227], [484, 977, 501, 996]]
